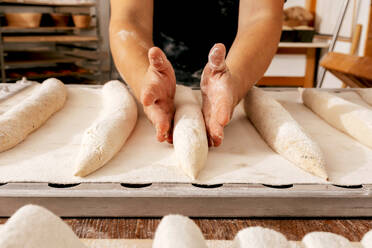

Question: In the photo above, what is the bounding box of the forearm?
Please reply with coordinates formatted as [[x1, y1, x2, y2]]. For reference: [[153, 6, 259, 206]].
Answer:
[[109, 21, 153, 99], [226, 10, 283, 101]]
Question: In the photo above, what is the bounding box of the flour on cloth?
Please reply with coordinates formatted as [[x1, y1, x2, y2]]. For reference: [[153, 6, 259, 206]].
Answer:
[[0, 86, 372, 185]]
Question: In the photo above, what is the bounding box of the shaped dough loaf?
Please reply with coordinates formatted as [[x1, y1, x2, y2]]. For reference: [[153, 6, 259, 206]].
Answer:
[[302, 89, 372, 149], [74, 81, 137, 177], [153, 215, 207, 248], [173, 85, 208, 179], [0, 205, 86, 248], [361, 229, 372, 247], [302, 232, 352, 248], [244, 87, 328, 180], [232, 227, 290, 248], [0, 78, 67, 152]]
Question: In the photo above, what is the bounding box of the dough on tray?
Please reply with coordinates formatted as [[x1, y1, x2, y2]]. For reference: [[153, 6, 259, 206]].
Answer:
[[302, 89, 372, 149], [173, 85, 208, 179], [153, 215, 207, 248], [0, 78, 67, 152], [232, 226, 290, 248], [74, 80, 137, 177], [361, 229, 372, 247], [0, 205, 86, 248], [244, 87, 328, 180], [302, 232, 352, 248]]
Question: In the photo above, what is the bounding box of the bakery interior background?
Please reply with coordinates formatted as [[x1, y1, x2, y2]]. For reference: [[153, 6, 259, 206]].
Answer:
[[0, 0, 371, 88]]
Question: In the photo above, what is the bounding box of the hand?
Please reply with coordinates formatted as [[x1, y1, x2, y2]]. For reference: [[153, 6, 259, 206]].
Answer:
[[141, 47, 176, 143], [201, 43, 239, 147]]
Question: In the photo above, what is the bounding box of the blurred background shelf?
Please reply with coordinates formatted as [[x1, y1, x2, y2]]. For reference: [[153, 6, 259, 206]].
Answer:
[[3, 35, 98, 43], [0, 26, 94, 33], [0, 0, 95, 7], [0, 0, 103, 84]]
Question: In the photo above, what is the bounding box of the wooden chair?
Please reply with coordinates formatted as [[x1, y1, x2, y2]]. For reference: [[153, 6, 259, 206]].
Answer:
[[320, 52, 372, 88], [320, 1, 372, 88]]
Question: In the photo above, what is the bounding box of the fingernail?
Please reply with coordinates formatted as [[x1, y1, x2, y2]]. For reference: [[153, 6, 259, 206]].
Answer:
[[150, 56, 163, 66], [209, 48, 219, 65]]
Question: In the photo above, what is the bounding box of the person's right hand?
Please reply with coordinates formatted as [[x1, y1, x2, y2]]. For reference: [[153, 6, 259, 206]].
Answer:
[[140, 47, 176, 143]]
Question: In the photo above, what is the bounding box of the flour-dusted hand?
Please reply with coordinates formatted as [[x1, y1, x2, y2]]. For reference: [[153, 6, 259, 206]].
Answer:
[[201, 43, 239, 147], [141, 47, 176, 143]]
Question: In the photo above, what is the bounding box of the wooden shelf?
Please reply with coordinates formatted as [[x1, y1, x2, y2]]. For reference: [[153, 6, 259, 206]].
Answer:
[[0, 0, 95, 6], [6, 71, 92, 82], [0, 26, 95, 33], [3, 35, 98, 43], [5, 58, 82, 69], [278, 41, 330, 48], [4, 52, 83, 69]]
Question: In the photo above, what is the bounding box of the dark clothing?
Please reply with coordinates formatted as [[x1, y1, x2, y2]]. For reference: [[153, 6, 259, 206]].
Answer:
[[153, 0, 239, 85], [153, 0, 285, 86]]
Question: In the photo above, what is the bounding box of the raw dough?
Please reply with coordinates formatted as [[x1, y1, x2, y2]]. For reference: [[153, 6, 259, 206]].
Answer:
[[0, 205, 86, 248], [302, 89, 372, 149], [173, 85, 208, 179], [356, 89, 372, 106], [153, 215, 207, 248], [232, 226, 290, 248], [0, 78, 66, 152], [361, 229, 372, 247], [302, 232, 352, 248], [244, 87, 328, 179], [74, 80, 137, 177]]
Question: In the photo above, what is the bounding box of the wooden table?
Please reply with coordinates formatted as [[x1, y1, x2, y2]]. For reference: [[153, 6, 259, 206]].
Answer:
[[1, 218, 372, 241]]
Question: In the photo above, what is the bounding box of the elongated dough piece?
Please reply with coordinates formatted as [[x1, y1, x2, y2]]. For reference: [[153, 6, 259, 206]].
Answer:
[[74, 81, 137, 177], [0, 78, 66, 152], [302, 232, 352, 248], [361, 229, 372, 247], [153, 215, 207, 248], [232, 227, 290, 248], [173, 85, 208, 179], [356, 89, 372, 106], [0, 205, 86, 248], [302, 89, 372, 149], [244, 87, 327, 179]]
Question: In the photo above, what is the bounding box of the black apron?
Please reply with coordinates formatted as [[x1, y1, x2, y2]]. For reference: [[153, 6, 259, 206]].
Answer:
[[153, 0, 239, 86]]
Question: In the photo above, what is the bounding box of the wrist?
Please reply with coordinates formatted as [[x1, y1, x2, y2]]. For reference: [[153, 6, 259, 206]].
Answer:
[[230, 72, 251, 106]]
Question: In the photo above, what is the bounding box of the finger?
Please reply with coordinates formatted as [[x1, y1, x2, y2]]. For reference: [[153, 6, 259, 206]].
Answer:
[[202, 96, 223, 147], [141, 88, 156, 107], [155, 119, 170, 142], [148, 47, 169, 72], [149, 107, 171, 142], [216, 97, 233, 126], [208, 43, 226, 72], [166, 121, 174, 144], [208, 118, 224, 147]]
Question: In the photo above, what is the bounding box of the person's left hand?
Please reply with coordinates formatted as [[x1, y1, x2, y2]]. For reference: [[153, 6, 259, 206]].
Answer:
[[201, 43, 240, 147]]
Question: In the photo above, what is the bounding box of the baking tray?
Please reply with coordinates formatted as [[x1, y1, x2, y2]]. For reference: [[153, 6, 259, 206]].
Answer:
[[1, 182, 372, 217], [1, 86, 372, 217]]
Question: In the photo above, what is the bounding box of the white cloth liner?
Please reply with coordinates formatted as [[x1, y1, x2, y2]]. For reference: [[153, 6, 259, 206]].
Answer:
[[0, 85, 371, 185]]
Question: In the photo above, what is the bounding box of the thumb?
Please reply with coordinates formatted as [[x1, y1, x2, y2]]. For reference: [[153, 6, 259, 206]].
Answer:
[[208, 43, 227, 72], [148, 47, 168, 72]]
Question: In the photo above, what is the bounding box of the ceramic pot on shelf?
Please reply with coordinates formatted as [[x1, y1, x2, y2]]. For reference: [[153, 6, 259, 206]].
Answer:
[[72, 14, 92, 28], [5, 13, 42, 28]]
